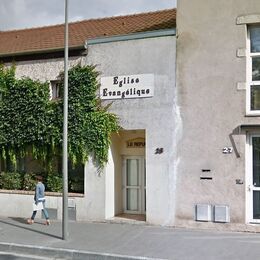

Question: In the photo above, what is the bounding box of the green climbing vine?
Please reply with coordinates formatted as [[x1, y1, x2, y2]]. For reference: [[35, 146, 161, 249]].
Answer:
[[0, 64, 120, 169]]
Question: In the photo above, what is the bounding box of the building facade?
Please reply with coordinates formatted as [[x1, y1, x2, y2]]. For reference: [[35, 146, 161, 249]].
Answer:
[[176, 0, 260, 231], [1, 1, 260, 232], [85, 30, 176, 224], [0, 9, 177, 225]]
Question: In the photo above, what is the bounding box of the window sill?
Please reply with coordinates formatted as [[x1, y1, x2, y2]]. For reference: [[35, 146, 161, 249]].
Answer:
[[245, 113, 260, 117], [50, 97, 62, 102]]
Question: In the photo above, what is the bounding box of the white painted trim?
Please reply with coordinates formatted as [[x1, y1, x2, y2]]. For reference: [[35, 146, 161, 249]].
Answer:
[[250, 81, 260, 85], [250, 53, 260, 57], [246, 26, 251, 114], [246, 112, 260, 116], [246, 134, 260, 223], [245, 134, 250, 223], [237, 48, 247, 57], [246, 26, 260, 114], [237, 14, 260, 25], [105, 147, 115, 219], [237, 82, 246, 90]]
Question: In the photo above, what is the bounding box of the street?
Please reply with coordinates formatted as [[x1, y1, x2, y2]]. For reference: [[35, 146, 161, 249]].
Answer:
[[0, 217, 260, 259]]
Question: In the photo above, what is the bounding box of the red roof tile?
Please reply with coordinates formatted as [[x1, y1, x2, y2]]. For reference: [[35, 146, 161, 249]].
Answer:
[[0, 9, 176, 56]]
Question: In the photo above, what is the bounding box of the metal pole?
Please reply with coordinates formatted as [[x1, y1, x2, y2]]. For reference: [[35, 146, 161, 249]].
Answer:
[[62, 0, 69, 240]]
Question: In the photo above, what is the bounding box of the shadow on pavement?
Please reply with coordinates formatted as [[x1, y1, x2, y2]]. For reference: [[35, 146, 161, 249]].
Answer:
[[9, 217, 28, 224], [0, 218, 61, 240]]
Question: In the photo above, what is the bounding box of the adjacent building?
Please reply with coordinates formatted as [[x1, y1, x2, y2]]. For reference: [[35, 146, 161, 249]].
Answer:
[[176, 0, 260, 231]]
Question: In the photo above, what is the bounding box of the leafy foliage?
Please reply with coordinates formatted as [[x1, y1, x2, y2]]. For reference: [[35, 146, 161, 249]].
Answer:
[[23, 173, 37, 191], [59, 65, 120, 165], [0, 172, 22, 190], [46, 173, 63, 192], [0, 64, 119, 170]]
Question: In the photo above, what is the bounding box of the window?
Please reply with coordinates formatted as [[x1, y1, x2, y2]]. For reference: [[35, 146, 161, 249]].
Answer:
[[0, 157, 25, 172], [57, 157, 84, 193], [50, 80, 61, 100], [248, 26, 260, 113]]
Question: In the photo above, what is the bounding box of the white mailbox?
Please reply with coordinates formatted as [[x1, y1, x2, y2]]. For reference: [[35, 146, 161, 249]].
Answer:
[[195, 204, 212, 222], [214, 205, 230, 223]]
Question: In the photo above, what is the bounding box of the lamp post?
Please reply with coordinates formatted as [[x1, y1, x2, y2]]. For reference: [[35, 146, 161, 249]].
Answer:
[[62, 0, 69, 240]]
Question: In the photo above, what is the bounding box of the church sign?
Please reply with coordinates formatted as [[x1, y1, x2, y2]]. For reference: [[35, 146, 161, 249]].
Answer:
[[100, 74, 154, 100]]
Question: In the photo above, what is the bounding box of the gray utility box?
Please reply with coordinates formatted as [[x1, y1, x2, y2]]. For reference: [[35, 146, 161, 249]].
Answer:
[[195, 204, 212, 222], [214, 205, 230, 223]]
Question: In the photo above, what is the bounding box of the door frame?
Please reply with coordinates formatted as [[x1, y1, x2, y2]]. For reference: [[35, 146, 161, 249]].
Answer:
[[122, 155, 146, 214], [246, 134, 260, 223]]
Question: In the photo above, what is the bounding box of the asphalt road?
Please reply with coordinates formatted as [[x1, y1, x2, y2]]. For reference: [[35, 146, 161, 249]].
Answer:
[[1, 217, 260, 259], [0, 252, 52, 260]]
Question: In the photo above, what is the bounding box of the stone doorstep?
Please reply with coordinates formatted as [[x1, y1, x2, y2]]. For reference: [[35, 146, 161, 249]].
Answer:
[[0, 242, 161, 260], [106, 218, 147, 226]]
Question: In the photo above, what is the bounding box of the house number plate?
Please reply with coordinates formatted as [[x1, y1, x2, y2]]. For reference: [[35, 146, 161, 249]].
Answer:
[[222, 147, 233, 154]]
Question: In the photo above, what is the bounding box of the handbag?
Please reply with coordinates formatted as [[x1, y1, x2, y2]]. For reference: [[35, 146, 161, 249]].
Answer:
[[33, 202, 44, 211]]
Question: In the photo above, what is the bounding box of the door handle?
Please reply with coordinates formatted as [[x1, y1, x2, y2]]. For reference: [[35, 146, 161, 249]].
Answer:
[[247, 185, 251, 191]]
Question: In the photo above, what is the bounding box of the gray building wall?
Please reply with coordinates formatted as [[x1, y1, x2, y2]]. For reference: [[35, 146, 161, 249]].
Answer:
[[3, 33, 177, 225], [176, 0, 260, 230], [12, 56, 85, 81], [86, 35, 177, 225]]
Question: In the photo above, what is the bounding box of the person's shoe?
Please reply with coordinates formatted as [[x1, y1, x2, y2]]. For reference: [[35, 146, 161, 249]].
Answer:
[[27, 219, 34, 224], [45, 220, 50, 226]]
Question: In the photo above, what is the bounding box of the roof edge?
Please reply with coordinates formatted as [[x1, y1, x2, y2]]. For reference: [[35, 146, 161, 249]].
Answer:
[[0, 45, 84, 58], [86, 29, 176, 46]]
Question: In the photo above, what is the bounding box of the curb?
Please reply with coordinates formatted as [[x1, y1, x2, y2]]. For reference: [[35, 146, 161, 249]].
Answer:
[[0, 242, 165, 260]]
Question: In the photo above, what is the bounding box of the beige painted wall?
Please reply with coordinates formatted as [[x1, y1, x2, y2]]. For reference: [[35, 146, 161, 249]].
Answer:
[[176, 0, 260, 230]]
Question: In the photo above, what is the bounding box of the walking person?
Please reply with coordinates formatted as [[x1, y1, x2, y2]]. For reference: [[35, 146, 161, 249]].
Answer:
[[27, 175, 50, 225]]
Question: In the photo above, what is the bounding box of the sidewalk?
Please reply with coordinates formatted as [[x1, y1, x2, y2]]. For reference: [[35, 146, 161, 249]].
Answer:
[[0, 217, 260, 259]]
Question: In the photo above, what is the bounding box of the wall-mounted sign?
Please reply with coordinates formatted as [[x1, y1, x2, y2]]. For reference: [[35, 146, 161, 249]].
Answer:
[[100, 74, 154, 100], [127, 138, 145, 148]]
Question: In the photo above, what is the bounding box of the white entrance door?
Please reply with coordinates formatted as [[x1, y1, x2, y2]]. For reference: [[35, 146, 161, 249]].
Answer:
[[123, 156, 146, 214], [247, 135, 260, 223]]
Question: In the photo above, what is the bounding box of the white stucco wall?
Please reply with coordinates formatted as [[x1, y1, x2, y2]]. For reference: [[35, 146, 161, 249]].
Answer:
[[1, 34, 176, 225], [9, 56, 85, 82], [0, 191, 85, 221], [86, 35, 177, 225], [105, 148, 115, 219]]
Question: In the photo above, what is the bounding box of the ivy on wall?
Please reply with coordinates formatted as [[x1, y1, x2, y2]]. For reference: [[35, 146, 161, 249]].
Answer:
[[0, 64, 119, 169]]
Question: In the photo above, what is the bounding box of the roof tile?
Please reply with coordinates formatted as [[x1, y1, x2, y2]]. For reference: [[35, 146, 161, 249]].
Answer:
[[0, 9, 176, 56]]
